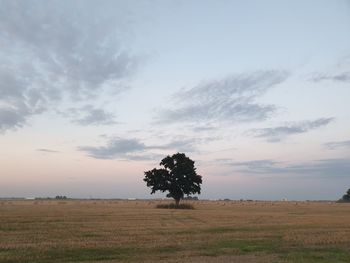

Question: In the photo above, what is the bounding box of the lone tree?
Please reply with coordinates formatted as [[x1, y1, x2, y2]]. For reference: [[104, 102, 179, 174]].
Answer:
[[143, 153, 202, 206], [339, 188, 350, 202]]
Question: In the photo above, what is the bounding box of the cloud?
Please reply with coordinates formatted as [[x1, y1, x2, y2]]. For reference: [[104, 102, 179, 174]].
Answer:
[[65, 105, 117, 126], [79, 138, 146, 159], [324, 140, 350, 150], [310, 55, 350, 83], [312, 72, 350, 82], [191, 125, 217, 132], [36, 148, 60, 153], [0, 107, 27, 132], [78, 137, 197, 160], [226, 158, 350, 178], [0, 1, 138, 132], [0, 68, 46, 132], [156, 71, 289, 124], [250, 118, 334, 142], [230, 159, 280, 172]]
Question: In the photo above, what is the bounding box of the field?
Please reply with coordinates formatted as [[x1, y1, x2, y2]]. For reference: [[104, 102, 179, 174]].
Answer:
[[1, 200, 350, 263]]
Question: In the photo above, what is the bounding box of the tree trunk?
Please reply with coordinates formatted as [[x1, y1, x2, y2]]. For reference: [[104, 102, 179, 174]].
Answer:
[[175, 198, 180, 207]]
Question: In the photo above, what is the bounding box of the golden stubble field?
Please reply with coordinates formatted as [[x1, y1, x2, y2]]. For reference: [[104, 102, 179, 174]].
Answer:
[[0, 200, 349, 263]]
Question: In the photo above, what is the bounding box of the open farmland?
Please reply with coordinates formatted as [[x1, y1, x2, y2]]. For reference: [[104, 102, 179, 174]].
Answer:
[[0, 200, 349, 263]]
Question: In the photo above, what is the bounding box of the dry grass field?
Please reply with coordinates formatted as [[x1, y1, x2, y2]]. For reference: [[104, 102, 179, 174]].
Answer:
[[0, 200, 349, 263]]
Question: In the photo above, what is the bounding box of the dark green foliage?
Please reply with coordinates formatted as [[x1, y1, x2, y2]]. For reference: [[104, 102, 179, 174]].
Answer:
[[338, 188, 350, 202], [55, 195, 67, 199], [144, 153, 202, 205]]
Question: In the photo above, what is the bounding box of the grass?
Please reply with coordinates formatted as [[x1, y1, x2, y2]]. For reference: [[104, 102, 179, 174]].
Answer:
[[280, 248, 350, 263], [0, 247, 136, 263], [1, 200, 350, 262], [198, 239, 279, 256]]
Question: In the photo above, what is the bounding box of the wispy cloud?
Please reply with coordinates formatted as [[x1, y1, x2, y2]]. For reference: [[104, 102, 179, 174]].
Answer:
[[312, 72, 350, 82], [310, 56, 350, 83], [79, 138, 146, 159], [224, 158, 350, 178], [0, 1, 138, 132], [324, 140, 350, 150], [250, 118, 334, 142], [230, 159, 280, 172], [0, 106, 29, 133], [36, 148, 60, 153], [65, 105, 117, 126], [156, 71, 289, 124], [0, 68, 46, 132], [78, 137, 197, 160], [191, 124, 217, 132]]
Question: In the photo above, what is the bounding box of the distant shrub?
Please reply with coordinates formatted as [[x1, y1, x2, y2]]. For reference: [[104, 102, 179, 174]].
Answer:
[[156, 203, 194, 209]]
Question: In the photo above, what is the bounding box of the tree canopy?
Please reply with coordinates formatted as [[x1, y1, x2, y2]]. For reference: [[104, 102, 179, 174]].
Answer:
[[143, 153, 202, 205], [340, 188, 350, 202]]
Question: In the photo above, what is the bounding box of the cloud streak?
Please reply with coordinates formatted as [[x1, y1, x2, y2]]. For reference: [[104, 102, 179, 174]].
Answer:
[[250, 118, 334, 142], [324, 140, 350, 150], [156, 71, 289, 124], [64, 105, 117, 126], [36, 148, 60, 153], [225, 158, 350, 178], [78, 138, 197, 160], [312, 72, 350, 82]]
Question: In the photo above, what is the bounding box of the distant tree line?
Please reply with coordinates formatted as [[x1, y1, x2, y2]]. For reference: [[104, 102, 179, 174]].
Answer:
[[55, 195, 67, 200]]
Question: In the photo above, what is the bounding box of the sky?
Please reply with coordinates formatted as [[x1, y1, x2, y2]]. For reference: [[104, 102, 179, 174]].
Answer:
[[0, 0, 350, 200]]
